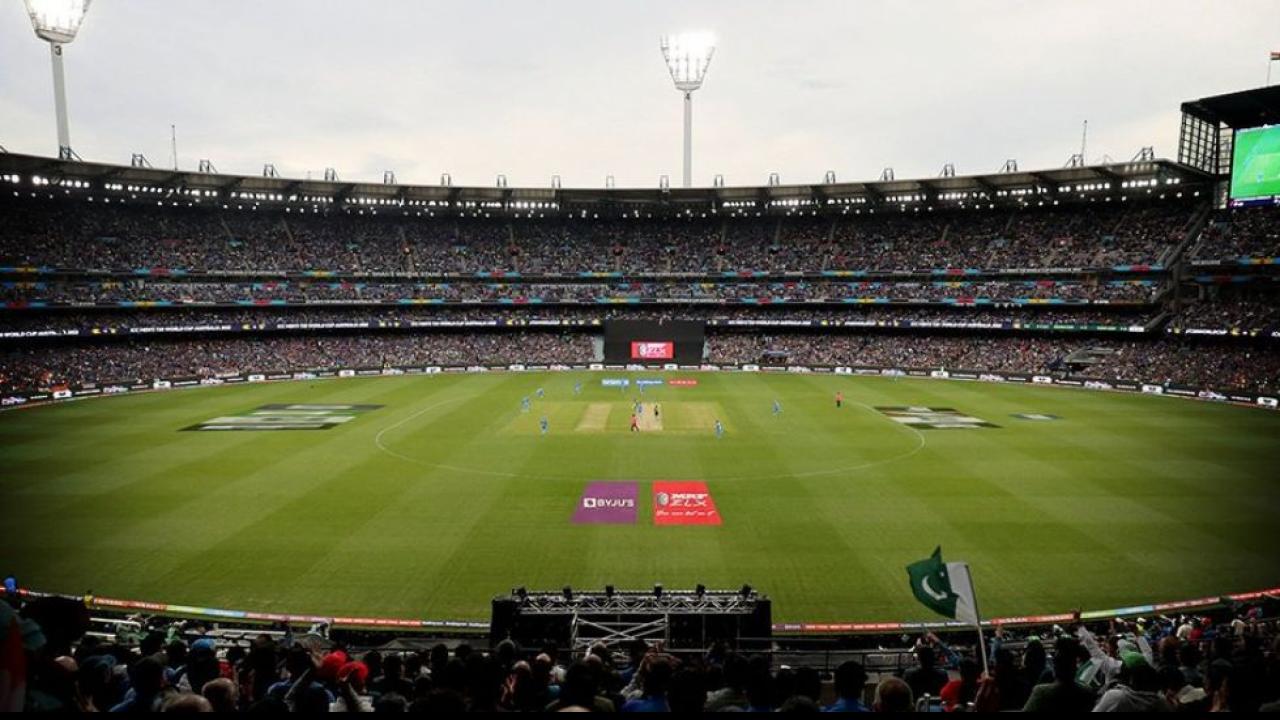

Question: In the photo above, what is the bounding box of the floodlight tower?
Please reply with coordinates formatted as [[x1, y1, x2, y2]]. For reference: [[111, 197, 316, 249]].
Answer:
[[24, 0, 93, 160], [660, 33, 715, 188]]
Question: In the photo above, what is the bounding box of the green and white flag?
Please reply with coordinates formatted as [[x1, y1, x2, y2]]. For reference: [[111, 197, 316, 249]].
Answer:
[[906, 546, 979, 626]]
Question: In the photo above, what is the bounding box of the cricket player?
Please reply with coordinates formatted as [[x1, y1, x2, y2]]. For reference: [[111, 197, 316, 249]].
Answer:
[[536, 387, 545, 399], [835, 391, 843, 409], [521, 396, 531, 413], [714, 419, 724, 439], [773, 399, 782, 416], [630, 413, 640, 432], [654, 403, 660, 419], [573, 381, 582, 395], [540, 416, 549, 435]]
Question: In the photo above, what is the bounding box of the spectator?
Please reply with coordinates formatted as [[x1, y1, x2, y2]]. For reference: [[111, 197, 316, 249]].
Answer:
[[872, 677, 914, 713], [822, 659, 868, 712], [1023, 637, 1096, 712]]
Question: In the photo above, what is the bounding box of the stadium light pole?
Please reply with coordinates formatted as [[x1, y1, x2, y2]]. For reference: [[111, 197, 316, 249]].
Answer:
[[660, 33, 715, 188], [24, 0, 93, 161]]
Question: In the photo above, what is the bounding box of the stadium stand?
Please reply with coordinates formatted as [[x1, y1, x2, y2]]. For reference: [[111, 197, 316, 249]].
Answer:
[[2, 588, 1277, 711], [2, 172, 1276, 401]]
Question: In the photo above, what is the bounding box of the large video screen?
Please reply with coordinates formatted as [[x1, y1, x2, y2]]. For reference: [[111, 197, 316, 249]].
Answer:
[[604, 320, 704, 364], [1231, 124, 1280, 204]]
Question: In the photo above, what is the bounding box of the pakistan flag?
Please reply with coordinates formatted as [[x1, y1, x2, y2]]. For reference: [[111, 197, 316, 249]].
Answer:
[[906, 546, 980, 626]]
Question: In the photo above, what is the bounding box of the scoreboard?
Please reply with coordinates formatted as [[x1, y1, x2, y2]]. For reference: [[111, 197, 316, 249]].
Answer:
[[604, 320, 705, 364]]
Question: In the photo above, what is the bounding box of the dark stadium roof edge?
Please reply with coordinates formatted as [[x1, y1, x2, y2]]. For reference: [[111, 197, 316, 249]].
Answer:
[[0, 151, 1210, 216]]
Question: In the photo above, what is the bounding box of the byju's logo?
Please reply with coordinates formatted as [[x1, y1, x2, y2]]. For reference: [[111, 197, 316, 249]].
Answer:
[[572, 482, 639, 524], [583, 497, 635, 509]]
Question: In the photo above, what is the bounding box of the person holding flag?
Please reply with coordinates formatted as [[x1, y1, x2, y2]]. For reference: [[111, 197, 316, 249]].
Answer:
[[907, 547, 987, 675]]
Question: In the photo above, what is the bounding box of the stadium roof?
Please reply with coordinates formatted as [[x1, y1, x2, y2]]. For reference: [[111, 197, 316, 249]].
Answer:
[[0, 151, 1211, 214], [1180, 86, 1280, 129]]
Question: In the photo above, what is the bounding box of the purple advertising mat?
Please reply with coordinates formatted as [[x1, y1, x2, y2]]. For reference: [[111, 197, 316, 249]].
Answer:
[[572, 481, 639, 524]]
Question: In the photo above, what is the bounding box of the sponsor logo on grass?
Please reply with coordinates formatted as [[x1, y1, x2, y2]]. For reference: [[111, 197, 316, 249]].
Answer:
[[668, 379, 698, 387], [876, 406, 998, 429], [653, 481, 722, 526], [601, 378, 630, 387], [572, 481, 638, 524], [1011, 413, 1060, 421], [184, 403, 383, 431], [635, 378, 664, 387]]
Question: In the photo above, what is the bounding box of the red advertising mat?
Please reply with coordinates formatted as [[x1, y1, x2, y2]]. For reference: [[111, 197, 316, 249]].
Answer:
[[652, 480, 722, 525]]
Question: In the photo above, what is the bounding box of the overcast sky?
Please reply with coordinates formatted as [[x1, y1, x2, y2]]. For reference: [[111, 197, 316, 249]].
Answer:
[[1, 1, 1277, 189]]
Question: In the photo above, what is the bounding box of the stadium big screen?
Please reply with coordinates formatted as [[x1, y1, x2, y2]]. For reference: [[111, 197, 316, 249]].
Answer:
[[1230, 123, 1280, 206], [604, 319, 705, 364]]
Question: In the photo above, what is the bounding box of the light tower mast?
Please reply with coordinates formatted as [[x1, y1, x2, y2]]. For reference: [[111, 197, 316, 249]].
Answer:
[[660, 33, 716, 188], [23, 0, 94, 160]]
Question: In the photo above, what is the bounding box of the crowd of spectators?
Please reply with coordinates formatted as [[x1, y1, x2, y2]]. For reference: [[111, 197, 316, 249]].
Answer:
[[0, 278, 1159, 305], [1087, 341, 1280, 394], [1172, 295, 1280, 333], [1194, 206, 1280, 262], [0, 306, 1154, 337], [4, 331, 1279, 396], [706, 333, 1280, 394], [0, 332, 593, 393], [707, 333, 1073, 373], [825, 201, 1192, 271], [4, 591, 1278, 712], [0, 194, 1198, 274]]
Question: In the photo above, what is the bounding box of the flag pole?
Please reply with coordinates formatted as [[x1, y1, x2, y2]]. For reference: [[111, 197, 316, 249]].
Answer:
[[964, 563, 990, 676]]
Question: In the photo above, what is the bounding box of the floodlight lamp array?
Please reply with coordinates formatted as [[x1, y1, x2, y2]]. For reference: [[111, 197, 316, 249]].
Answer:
[[660, 33, 716, 93], [24, 0, 92, 44]]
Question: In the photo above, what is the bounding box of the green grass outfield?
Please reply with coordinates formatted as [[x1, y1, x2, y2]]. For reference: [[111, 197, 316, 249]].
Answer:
[[3, 371, 1279, 624]]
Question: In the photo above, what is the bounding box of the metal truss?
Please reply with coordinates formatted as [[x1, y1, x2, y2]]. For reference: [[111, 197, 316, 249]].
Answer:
[[510, 589, 760, 616]]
